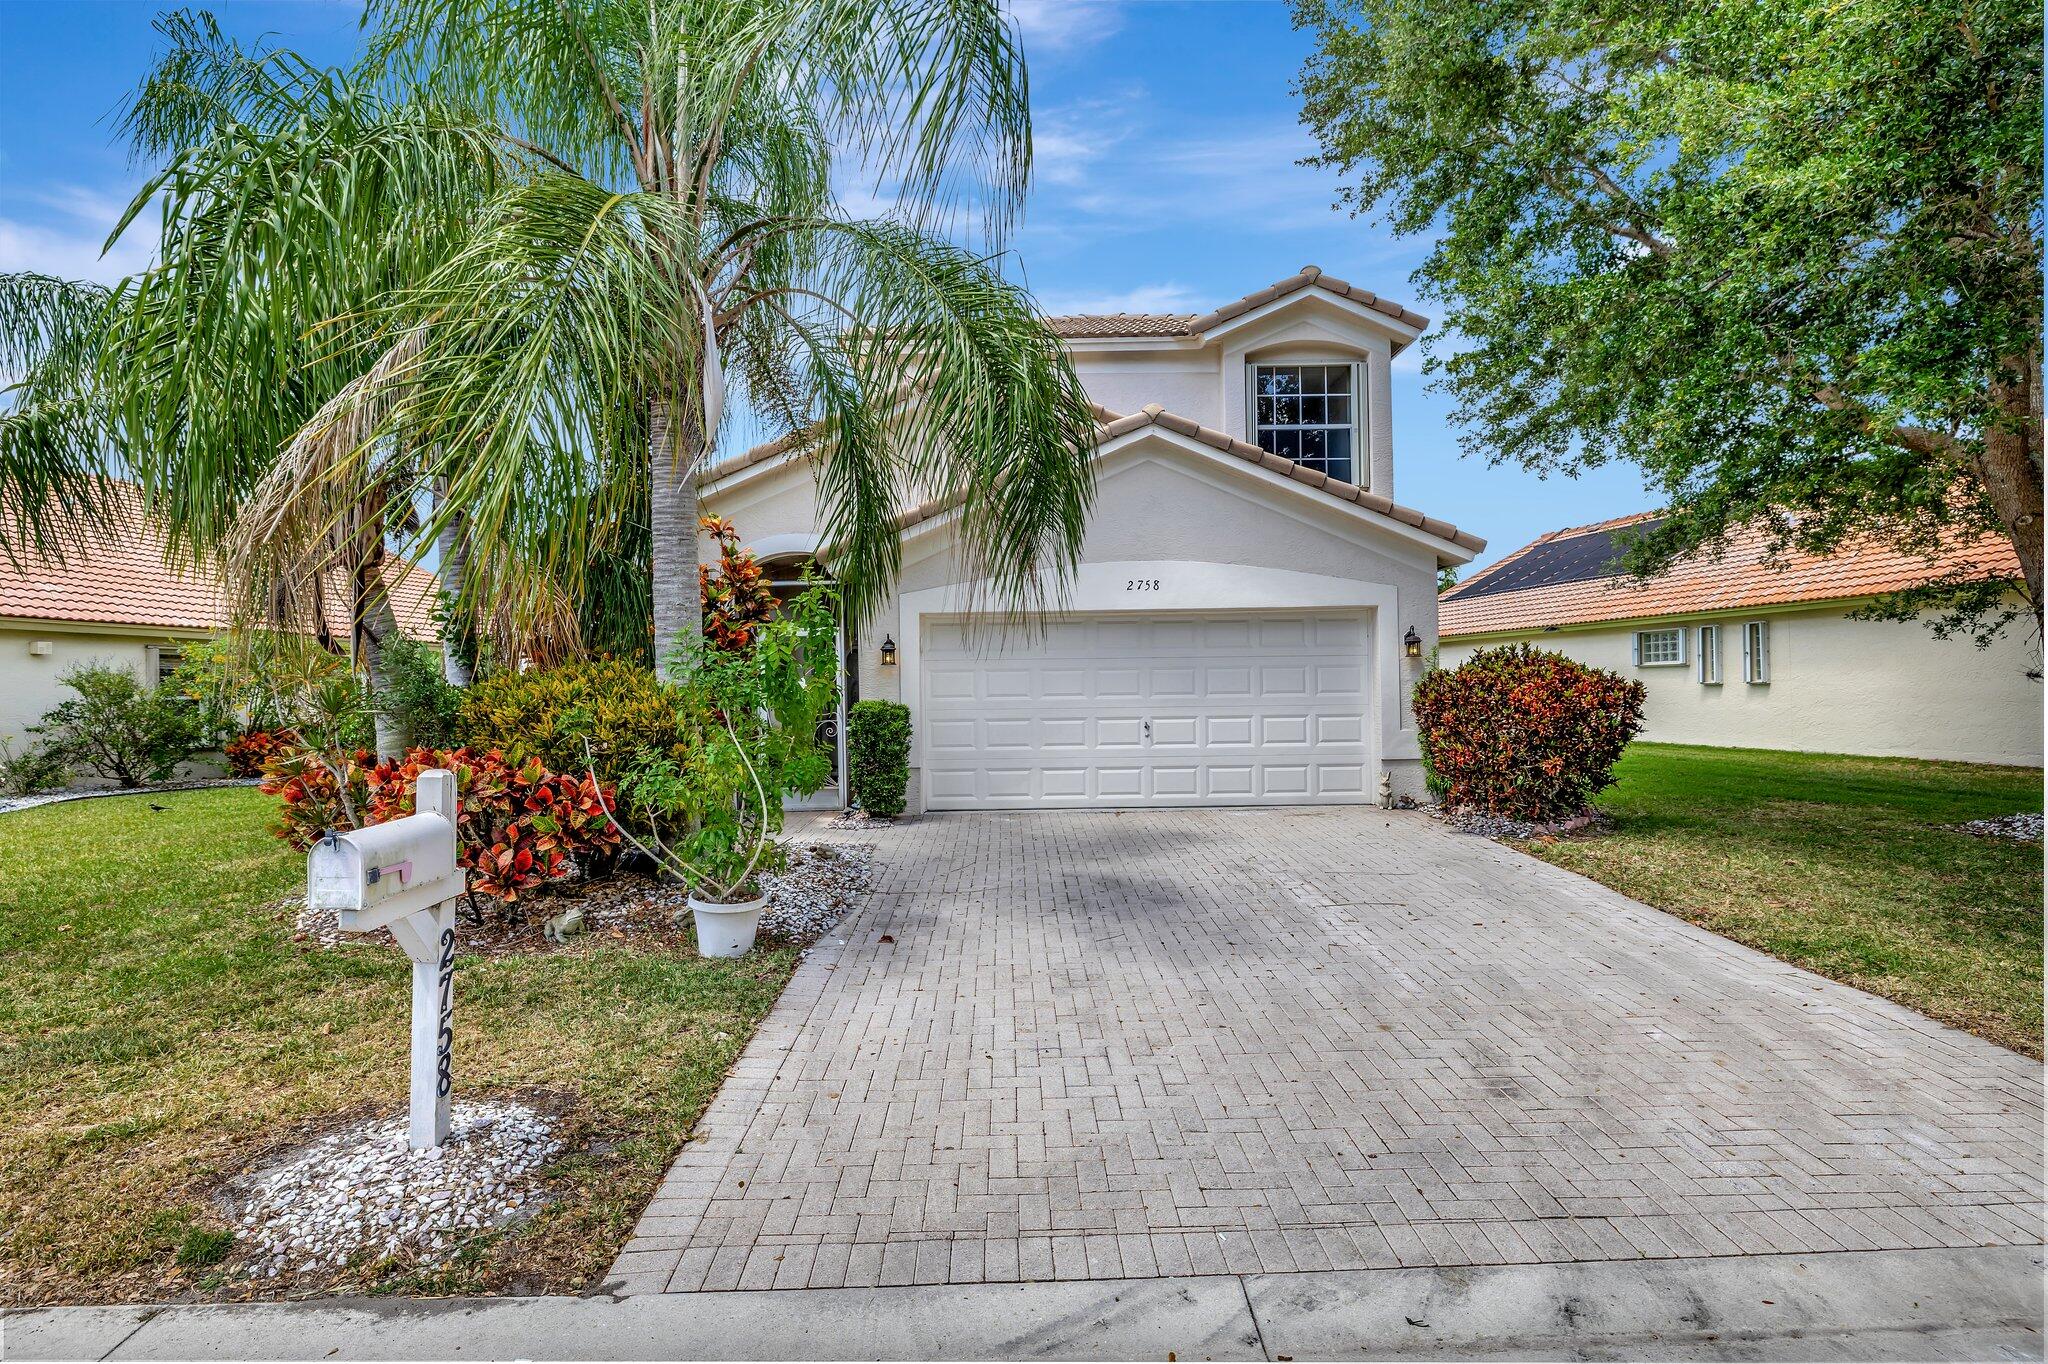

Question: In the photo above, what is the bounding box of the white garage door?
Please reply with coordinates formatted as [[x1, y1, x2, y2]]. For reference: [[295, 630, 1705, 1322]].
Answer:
[[921, 612, 1373, 809]]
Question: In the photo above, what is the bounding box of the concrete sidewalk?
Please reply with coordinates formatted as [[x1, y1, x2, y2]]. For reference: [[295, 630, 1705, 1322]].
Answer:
[[8, 1246, 2041, 1361]]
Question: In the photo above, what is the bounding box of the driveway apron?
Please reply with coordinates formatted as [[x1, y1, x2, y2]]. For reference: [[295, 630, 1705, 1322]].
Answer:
[[610, 808, 2043, 1295]]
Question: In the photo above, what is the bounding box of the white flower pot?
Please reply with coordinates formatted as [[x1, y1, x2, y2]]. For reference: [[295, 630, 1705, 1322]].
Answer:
[[689, 892, 766, 959]]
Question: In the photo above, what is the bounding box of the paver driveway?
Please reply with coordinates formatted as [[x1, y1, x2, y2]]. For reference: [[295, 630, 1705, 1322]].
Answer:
[[610, 808, 2043, 1295]]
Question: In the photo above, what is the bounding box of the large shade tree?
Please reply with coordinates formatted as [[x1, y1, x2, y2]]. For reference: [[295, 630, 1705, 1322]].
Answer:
[[1295, 0, 2043, 647], [292, 0, 1102, 678]]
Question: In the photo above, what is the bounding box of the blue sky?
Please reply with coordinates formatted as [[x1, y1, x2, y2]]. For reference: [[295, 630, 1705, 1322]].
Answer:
[[0, 0, 1654, 571]]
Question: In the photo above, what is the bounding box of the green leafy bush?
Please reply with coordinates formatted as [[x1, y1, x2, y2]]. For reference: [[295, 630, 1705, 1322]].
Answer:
[[458, 659, 688, 795], [847, 700, 911, 817], [376, 635, 462, 749], [1412, 644, 1645, 822], [29, 664, 205, 788], [0, 737, 70, 795], [613, 584, 838, 902]]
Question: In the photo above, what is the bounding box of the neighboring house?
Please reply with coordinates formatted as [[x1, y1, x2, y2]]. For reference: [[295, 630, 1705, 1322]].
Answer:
[[1439, 512, 2043, 767], [702, 267, 1485, 812], [0, 487, 442, 759]]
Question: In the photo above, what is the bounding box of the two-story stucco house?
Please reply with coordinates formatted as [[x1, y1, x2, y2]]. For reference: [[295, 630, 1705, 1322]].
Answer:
[[700, 267, 1485, 813]]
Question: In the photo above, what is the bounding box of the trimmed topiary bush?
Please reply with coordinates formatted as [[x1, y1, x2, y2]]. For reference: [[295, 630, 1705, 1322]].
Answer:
[[846, 700, 911, 817], [1412, 644, 1645, 822]]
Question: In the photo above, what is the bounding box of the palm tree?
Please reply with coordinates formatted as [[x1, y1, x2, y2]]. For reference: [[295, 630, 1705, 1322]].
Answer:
[[329, 0, 1100, 676], [93, 14, 505, 752]]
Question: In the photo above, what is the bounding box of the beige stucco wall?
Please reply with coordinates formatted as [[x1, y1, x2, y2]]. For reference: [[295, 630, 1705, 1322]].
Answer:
[[1441, 603, 2044, 767], [1070, 353, 1218, 428], [0, 623, 226, 782]]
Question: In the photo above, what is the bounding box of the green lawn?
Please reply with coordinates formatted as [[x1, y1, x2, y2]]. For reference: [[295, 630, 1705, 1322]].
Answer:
[[1523, 743, 2044, 1056], [0, 787, 797, 1307]]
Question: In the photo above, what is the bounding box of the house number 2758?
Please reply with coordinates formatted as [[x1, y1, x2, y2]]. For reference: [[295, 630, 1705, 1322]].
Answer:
[[1126, 578, 1162, 592]]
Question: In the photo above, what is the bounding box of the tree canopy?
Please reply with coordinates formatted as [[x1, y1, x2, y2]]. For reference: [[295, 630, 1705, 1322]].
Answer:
[[1295, 0, 2043, 644]]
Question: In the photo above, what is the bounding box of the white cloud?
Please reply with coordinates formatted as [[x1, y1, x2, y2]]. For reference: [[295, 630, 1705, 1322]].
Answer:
[[1007, 0, 1124, 53], [1033, 282, 1203, 315], [0, 181, 156, 284]]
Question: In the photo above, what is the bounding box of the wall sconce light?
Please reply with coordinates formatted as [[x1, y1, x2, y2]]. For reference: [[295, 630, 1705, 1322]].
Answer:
[[28, 640, 54, 657], [879, 634, 897, 666], [1403, 626, 1422, 659]]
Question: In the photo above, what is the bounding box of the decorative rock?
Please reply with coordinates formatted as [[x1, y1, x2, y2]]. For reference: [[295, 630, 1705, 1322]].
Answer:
[[1951, 812, 2044, 841], [228, 1100, 561, 1279]]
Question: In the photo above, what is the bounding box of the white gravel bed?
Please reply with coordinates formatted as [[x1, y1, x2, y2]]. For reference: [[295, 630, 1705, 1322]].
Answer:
[[1951, 812, 2044, 841], [0, 778, 257, 815], [232, 1100, 561, 1278], [758, 841, 875, 944]]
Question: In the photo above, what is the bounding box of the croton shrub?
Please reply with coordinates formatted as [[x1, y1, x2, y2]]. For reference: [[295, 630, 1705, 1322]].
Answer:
[[260, 745, 622, 903], [224, 729, 294, 778], [1412, 644, 1645, 822]]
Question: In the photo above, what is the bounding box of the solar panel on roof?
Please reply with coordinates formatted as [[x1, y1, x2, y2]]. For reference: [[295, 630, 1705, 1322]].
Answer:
[[1451, 518, 1664, 601]]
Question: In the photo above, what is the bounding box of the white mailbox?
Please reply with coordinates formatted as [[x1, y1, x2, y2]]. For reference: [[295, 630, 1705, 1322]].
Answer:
[[307, 769, 467, 1149], [310, 809, 463, 930]]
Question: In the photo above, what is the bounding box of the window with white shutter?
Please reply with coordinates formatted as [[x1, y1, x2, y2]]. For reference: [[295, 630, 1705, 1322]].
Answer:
[[1742, 621, 1771, 684]]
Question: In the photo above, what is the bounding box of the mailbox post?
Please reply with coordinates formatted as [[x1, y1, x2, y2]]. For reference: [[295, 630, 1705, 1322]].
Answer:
[[307, 769, 467, 1149]]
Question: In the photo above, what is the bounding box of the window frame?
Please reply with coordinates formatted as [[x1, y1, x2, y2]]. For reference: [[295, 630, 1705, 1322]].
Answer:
[[1631, 627, 1687, 668], [1247, 360, 1365, 489], [1698, 624, 1723, 685], [1742, 620, 1771, 684]]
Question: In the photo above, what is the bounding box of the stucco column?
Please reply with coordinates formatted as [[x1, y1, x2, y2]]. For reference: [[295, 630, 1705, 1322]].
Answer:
[[1366, 343, 1395, 498]]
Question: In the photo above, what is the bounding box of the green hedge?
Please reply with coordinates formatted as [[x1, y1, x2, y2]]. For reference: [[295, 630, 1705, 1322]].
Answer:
[[846, 700, 911, 817], [457, 659, 687, 795]]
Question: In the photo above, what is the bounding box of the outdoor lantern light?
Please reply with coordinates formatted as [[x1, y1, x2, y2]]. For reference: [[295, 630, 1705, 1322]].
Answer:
[[880, 634, 897, 665], [1404, 626, 1423, 659]]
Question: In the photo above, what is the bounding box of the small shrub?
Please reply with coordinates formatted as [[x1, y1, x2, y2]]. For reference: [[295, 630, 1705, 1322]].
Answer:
[[376, 635, 462, 749], [224, 729, 294, 778], [30, 664, 205, 788], [0, 736, 70, 794], [1411, 643, 1645, 822], [458, 659, 688, 795], [699, 515, 778, 653], [260, 744, 622, 903], [847, 700, 911, 818]]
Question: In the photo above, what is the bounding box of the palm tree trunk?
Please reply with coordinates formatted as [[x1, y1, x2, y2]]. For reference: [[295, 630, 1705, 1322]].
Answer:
[[356, 553, 410, 758], [435, 490, 473, 686], [649, 398, 704, 679]]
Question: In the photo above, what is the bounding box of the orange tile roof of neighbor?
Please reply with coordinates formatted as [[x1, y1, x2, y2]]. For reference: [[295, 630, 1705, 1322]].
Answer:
[[0, 486, 441, 640], [1438, 511, 2023, 638]]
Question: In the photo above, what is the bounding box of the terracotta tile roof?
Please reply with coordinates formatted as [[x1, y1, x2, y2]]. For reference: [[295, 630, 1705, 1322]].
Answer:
[[879, 402, 1485, 560], [0, 484, 441, 640], [1439, 510, 2022, 638], [1046, 313, 1195, 338], [1047, 266, 1429, 340]]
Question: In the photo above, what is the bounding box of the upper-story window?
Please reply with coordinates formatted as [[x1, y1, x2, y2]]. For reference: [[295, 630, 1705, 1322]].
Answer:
[[1253, 363, 1357, 486]]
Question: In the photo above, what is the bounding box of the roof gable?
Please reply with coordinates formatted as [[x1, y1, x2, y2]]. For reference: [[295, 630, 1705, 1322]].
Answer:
[[1046, 265, 1428, 343]]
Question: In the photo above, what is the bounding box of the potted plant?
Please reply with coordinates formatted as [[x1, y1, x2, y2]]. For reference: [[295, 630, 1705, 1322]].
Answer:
[[588, 580, 836, 958]]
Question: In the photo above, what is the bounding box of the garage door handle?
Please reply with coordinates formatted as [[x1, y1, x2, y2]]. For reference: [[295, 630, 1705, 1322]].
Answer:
[[1143, 717, 1152, 740]]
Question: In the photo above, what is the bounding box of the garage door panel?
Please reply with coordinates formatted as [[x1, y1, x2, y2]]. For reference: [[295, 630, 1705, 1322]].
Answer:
[[1260, 715, 1311, 745], [922, 612, 1374, 810], [1263, 765, 1310, 795], [1319, 764, 1366, 793], [1316, 714, 1365, 744]]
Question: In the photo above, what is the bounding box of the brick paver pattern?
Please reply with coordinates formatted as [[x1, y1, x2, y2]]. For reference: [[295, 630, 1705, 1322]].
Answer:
[[611, 809, 2044, 1294]]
